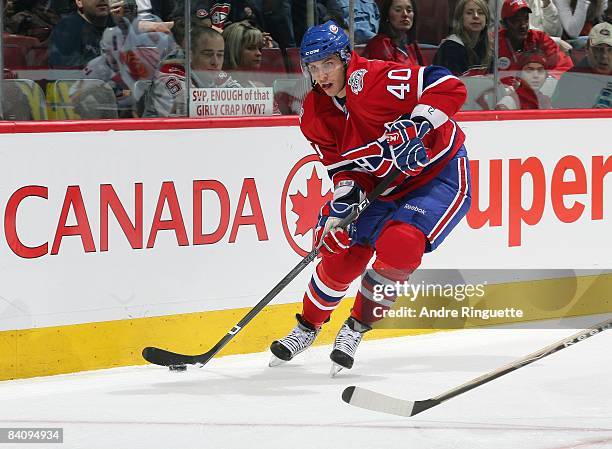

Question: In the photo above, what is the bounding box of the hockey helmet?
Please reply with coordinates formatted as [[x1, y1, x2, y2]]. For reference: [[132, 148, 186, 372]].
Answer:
[[300, 20, 351, 66]]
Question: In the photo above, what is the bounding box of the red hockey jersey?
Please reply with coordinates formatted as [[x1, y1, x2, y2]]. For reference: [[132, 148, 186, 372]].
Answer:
[[300, 52, 467, 200]]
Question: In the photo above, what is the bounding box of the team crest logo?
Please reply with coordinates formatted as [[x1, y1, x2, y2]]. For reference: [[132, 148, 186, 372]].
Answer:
[[210, 3, 231, 26], [348, 69, 367, 95], [330, 24, 338, 34]]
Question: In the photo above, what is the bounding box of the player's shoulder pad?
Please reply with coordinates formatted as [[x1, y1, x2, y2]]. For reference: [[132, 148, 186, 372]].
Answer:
[[345, 55, 393, 96], [422, 64, 454, 81], [420, 65, 462, 93]]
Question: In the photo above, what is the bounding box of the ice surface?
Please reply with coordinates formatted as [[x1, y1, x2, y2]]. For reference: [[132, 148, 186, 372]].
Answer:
[[0, 316, 610, 449]]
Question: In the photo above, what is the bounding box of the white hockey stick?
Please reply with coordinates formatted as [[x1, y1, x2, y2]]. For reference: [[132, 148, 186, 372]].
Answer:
[[342, 317, 612, 417]]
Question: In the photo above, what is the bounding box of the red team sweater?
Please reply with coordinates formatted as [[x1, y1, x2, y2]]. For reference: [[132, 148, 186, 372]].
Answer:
[[363, 34, 423, 66], [497, 29, 573, 76], [299, 53, 467, 201]]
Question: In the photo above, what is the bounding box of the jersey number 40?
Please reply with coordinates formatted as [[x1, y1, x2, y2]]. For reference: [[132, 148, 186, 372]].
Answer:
[[387, 69, 412, 100]]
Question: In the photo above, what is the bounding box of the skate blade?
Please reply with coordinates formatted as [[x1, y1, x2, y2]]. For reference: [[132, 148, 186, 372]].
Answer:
[[269, 355, 288, 367], [330, 363, 344, 378]]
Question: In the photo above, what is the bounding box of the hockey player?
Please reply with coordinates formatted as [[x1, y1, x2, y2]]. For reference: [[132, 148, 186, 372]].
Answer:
[[269, 21, 471, 375]]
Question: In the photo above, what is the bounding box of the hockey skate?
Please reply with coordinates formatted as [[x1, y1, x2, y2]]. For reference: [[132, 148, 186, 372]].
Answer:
[[269, 314, 320, 367], [329, 317, 371, 377]]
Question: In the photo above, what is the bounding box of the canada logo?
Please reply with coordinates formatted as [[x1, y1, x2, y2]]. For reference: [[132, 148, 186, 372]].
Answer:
[[281, 155, 333, 256]]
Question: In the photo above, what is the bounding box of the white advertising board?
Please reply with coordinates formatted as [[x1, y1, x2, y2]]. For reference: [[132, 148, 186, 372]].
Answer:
[[0, 118, 610, 330]]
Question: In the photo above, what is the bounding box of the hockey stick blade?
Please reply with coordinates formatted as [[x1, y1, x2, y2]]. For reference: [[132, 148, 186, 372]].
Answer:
[[342, 387, 440, 417], [142, 346, 212, 367], [342, 317, 612, 417], [342, 386, 440, 417]]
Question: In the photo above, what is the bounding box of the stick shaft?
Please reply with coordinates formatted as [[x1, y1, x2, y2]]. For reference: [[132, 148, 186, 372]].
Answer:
[[433, 317, 612, 404], [197, 168, 401, 364]]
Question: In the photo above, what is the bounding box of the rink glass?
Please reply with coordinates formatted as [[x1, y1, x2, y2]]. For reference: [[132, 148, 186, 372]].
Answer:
[[0, 0, 609, 120]]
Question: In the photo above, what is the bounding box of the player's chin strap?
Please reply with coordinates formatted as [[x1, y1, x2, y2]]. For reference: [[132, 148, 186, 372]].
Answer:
[[308, 73, 316, 89]]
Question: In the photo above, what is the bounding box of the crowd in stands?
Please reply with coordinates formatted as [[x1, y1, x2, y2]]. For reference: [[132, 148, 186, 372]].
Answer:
[[1, 0, 611, 119]]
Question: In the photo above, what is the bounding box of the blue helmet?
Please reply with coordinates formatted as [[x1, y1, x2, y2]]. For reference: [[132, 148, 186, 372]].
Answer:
[[300, 20, 351, 65]]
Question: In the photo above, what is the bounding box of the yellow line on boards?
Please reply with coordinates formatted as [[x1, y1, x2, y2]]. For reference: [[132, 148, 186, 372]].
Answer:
[[0, 273, 610, 381]]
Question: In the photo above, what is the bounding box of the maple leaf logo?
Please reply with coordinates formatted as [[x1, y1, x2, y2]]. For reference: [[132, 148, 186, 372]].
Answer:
[[289, 167, 332, 237]]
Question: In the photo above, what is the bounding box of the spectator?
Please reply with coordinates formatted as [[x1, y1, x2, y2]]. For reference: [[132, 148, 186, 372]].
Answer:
[[75, 19, 174, 115], [528, 0, 564, 36], [134, 0, 257, 34], [496, 51, 553, 108], [490, 0, 573, 50], [492, 0, 564, 34], [49, 0, 123, 67], [76, 26, 133, 114], [232, 0, 267, 30], [143, 26, 241, 117], [527, 0, 574, 52], [498, 0, 573, 76], [554, 0, 607, 47], [192, 27, 225, 68], [434, 0, 493, 75], [263, 0, 312, 50], [552, 21, 612, 107], [5, 0, 60, 44], [223, 20, 267, 86], [321, 0, 380, 44], [135, 0, 177, 22], [363, 0, 423, 64]]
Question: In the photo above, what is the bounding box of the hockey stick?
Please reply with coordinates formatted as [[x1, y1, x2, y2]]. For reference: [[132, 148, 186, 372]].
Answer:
[[342, 316, 612, 417], [142, 167, 402, 368]]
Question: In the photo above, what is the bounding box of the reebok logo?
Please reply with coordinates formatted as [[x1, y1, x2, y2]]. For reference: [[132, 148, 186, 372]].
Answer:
[[404, 204, 426, 215]]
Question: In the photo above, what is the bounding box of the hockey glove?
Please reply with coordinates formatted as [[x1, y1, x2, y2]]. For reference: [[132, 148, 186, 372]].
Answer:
[[314, 180, 364, 257], [385, 118, 431, 176]]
